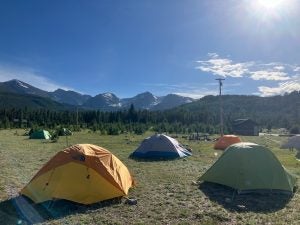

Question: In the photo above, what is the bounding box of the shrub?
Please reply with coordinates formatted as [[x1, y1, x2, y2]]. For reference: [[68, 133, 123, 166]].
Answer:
[[290, 125, 300, 134]]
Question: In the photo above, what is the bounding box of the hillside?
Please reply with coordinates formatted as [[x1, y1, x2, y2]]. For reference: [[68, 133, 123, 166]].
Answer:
[[0, 79, 50, 98], [50, 89, 91, 106], [0, 92, 74, 110], [0, 80, 194, 111], [83, 92, 121, 110], [174, 91, 300, 128], [1, 91, 300, 131]]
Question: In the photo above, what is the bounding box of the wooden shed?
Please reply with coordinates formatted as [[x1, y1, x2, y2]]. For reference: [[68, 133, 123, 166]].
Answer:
[[232, 119, 259, 136]]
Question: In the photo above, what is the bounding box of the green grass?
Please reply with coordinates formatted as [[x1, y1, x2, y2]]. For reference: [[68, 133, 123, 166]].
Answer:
[[0, 129, 300, 224]]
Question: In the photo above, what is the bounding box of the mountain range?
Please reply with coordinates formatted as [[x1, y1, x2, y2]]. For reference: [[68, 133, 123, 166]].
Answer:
[[0, 79, 194, 110]]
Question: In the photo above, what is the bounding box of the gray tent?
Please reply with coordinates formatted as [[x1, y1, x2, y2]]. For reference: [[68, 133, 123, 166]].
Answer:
[[58, 128, 72, 136], [130, 134, 192, 159], [281, 135, 300, 150]]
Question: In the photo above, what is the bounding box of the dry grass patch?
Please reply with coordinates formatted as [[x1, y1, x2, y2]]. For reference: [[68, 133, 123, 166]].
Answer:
[[0, 130, 299, 224]]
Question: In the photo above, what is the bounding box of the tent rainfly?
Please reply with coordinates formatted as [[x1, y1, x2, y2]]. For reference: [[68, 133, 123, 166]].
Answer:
[[130, 134, 192, 159], [20, 144, 135, 204], [201, 142, 297, 193], [214, 135, 241, 150], [29, 130, 51, 140]]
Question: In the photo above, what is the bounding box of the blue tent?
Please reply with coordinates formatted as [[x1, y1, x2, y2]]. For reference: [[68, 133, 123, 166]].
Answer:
[[130, 134, 192, 159]]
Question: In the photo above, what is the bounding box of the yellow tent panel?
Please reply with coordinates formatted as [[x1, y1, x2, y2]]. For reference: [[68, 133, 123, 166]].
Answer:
[[20, 144, 135, 204]]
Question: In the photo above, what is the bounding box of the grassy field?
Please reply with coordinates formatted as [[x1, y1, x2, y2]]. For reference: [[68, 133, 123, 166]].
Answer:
[[0, 129, 300, 225]]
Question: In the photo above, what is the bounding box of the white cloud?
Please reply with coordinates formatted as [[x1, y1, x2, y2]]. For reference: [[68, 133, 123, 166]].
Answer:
[[195, 53, 300, 96], [258, 81, 300, 96], [274, 66, 285, 71], [208, 53, 219, 59], [141, 82, 217, 99], [196, 54, 253, 79], [204, 82, 242, 87], [250, 70, 290, 81], [196, 57, 250, 78], [294, 67, 300, 72], [196, 53, 294, 81], [174, 90, 216, 99], [0, 65, 72, 91]]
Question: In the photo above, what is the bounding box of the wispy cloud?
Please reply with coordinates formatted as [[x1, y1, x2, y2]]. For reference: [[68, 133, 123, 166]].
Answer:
[[196, 53, 300, 96], [0, 65, 72, 91], [196, 57, 251, 78], [250, 70, 290, 81], [294, 67, 300, 72], [207, 52, 219, 59], [141, 82, 216, 99], [204, 82, 242, 87], [173, 91, 215, 99], [258, 80, 300, 97], [274, 66, 285, 71]]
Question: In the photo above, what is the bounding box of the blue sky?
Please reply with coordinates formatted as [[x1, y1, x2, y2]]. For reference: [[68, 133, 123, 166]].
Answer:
[[0, 0, 300, 98]]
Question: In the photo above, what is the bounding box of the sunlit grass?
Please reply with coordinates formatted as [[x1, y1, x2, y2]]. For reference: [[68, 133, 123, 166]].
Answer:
[[0, 129, 299, 224]]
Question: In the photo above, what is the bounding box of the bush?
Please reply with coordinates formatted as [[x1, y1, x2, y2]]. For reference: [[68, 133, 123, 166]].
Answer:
[[107, 126, 119, 135], [290, 125, 300, 134], [50, 132, 59, 142], [134, 126, 146, 135]]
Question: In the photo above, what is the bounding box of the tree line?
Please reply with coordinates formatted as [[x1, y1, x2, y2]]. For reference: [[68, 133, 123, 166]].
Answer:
[[1, 90, 300, 135], [0, 104, 221, 135]]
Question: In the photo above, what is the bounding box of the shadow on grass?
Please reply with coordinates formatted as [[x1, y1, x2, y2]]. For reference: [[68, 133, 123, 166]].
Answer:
[[128, 156, 189, 162], [0, 195, 121, 225], [199, 182, 293, 213], [128, 154, 192, 162]]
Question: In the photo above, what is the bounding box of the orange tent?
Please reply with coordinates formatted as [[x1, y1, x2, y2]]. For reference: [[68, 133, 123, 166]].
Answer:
[[20, 144, 135, 204], [214, 135, 241, 150]]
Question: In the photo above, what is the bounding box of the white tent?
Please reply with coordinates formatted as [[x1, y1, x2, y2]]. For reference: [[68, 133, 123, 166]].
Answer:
[[281, 135, 300, 150]]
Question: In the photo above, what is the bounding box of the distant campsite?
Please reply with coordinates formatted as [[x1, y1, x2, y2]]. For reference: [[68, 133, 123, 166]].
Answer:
[[0, 124, 299, 225], [1, 83, 300, 225]]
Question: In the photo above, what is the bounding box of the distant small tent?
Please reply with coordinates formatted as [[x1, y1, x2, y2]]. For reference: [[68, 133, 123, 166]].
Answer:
[[201, 142, 297, 193], [130, 134, 192, 159], [58, 128, 72, 136], [29, 130, 51, 140], [20, 144, 135, 204], [281, 135, 300, 150], [214, 135, 241, 150]]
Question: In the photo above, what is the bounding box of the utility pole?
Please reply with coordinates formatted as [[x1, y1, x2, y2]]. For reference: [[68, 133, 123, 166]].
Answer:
[[76, 107, 79, 131], [216, 78, 225, 136]]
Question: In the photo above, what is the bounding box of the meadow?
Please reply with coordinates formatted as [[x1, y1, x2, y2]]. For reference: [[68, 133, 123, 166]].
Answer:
[[0, 129, 300, 225]]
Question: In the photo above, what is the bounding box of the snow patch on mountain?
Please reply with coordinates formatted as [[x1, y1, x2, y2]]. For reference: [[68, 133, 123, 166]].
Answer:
[[109, 103, 122, 107], [16, 80, 29, 89], [103, 93, 114, 99], [150, 97, 160, 106]]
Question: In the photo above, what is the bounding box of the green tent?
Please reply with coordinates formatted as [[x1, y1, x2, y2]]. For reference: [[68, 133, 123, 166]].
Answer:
[[200, 142, 296, 193], [29, 130, 51, 140]]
